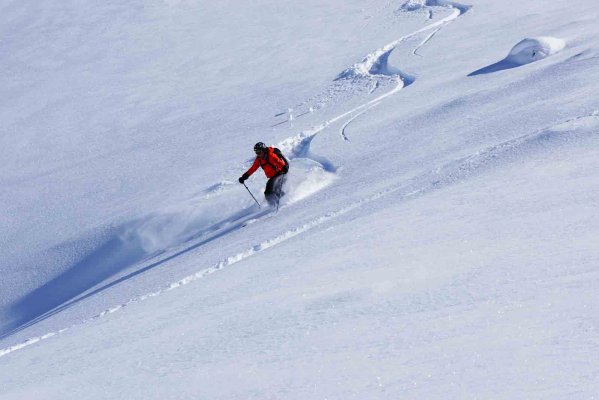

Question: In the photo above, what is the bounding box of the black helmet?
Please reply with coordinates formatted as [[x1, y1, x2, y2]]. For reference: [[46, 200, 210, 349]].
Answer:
[[254, 142, 267, 152]]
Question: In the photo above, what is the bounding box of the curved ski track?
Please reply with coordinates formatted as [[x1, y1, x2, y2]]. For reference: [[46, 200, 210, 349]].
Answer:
[[280, 0, 470, 141]]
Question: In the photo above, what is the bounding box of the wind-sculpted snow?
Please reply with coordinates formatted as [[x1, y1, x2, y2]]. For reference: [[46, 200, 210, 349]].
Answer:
[[470, 37, 566, 76], [3, 114, 596, 359], [507, 37, 566, 64]]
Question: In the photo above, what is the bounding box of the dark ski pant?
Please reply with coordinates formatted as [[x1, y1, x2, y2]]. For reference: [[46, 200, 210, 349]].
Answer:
[[265, 173, 286, 206]]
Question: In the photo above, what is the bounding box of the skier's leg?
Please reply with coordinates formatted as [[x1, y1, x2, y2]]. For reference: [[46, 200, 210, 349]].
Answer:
[[274, 174, 287, 199], [274, 175, 287, 212], [264, 177, 277, 206]]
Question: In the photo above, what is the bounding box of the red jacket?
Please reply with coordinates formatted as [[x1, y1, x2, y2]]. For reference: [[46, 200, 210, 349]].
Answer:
[[245, 147, 288, 178]]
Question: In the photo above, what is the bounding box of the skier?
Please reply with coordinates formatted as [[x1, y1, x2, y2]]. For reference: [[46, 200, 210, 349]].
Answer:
[[239, 142, 289, 207]]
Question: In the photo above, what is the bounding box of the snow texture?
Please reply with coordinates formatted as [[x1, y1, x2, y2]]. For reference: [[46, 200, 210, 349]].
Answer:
[[1, 0, 599, 398]]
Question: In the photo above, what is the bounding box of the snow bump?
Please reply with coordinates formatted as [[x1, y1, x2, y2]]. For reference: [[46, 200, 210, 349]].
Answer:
[[506, 37, 566, 65], [470, 36, 566, 76]]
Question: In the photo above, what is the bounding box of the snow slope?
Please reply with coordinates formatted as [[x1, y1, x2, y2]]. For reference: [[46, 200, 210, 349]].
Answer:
[[1, 0, 598, 398]]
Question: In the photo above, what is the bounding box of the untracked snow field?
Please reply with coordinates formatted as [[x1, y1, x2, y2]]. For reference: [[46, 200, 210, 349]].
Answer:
[[1, 0, 598, 398]]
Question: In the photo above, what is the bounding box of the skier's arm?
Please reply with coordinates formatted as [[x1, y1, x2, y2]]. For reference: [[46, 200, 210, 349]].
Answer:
[[246, 158, 260, 176], [239, 158, 260, 183]]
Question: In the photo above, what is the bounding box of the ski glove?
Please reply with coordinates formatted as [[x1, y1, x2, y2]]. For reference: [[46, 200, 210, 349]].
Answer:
[[239, 173, 249, 183], [281, 165, 289, 174]]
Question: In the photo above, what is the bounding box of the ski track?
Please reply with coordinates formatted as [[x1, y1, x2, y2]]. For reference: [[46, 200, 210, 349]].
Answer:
[[336, 1, 468, 81], [340, 102, 382, 142], [3, 113, 596, 359], [280, 0, 470, 139], [413, 26, 442, 56], [0, 0, 473, 357], [309, 0, 470, 140], [368, 80, 379, 94]]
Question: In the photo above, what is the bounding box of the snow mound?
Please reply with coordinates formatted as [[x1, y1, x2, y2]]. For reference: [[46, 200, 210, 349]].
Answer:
[[506, 37, 566, 65], [469, 36, 566, 76]]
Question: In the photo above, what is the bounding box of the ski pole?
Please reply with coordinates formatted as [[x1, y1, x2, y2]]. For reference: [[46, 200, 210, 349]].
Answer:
[[243, 182, 261, 207]]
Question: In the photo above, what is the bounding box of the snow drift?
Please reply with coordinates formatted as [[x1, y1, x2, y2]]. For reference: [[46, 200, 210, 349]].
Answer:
[[469, 36, 566, 75], [506, 37, 566, 65]]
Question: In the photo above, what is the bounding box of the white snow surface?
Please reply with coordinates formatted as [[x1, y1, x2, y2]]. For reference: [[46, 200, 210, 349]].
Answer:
[[1, 0, 599, 398]]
